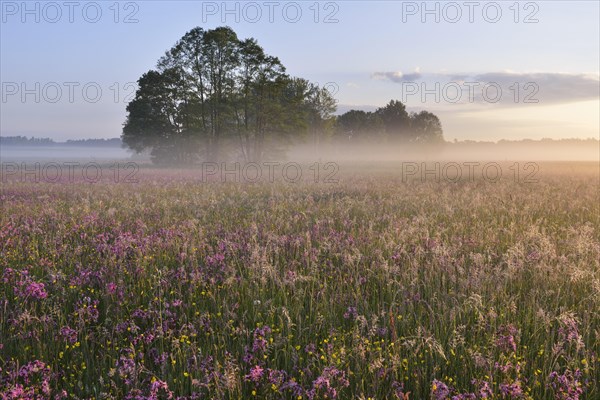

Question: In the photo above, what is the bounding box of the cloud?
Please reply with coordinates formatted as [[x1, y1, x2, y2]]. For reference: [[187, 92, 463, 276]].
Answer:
[[371, 67, 422, 82], [469, 72, 599, 104], [373, 69, 599, 106]]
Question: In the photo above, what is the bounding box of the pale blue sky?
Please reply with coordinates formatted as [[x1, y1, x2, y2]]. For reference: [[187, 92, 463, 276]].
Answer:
[[1, 1, 599, 141]]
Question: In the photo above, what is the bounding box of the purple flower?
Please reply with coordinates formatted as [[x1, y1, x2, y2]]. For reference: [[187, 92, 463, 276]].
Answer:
[[18, 360, 49, 385], [14, 274, 48, 300], [308, 367, 349, 399], [149, 349, 168, 367], [472, 379, 493, 398], [452, 394, 477, 400], [2, 360, 52, 398], [250, 325, 271, 355], [24, 281, 47, 299], [267, 368, 287, 388], [495, 324, 519, 353], [75, 296, 99, 323], [252, 337, 268, 353], [392, 381, 409, 399], [558, 315, 581, 343], [245, 365, 264, 382], [499, 382, 525, 398], [548, 369, 584, 400], [432, 379, 451, 400], [59, 326, 78, 344], [171, 299, 183, 307], [149, 379, 173, 399], [305, 343, 317, 354], [343, 306, 358, 320], [107, 282, 118, 294]]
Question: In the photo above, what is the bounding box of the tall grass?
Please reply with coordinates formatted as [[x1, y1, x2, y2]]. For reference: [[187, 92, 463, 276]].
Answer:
[[1, 162, 598, 399]]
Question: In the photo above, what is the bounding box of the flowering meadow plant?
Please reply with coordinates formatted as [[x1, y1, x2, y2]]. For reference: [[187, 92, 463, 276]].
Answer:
[[0, 163, 598, 398]]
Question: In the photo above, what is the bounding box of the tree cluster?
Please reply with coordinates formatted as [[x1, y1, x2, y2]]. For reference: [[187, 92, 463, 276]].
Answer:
[[122, 26, 336, 164], [0, 136, 55, 146], [0, 137, 122, 147], [335, 100, 444, 143]]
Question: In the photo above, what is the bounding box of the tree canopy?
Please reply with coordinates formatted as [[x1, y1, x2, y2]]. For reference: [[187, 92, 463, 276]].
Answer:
[[122, 27, 443, 164], [334, 100, 444, 143], [122, 26, 336, 164]]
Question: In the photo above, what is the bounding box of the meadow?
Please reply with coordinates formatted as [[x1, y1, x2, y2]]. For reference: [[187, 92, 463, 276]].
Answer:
[[1, 162, 598, 399]]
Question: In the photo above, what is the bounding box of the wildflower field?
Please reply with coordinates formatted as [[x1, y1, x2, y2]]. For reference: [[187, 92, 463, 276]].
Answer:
[[1, 162, 599, 399]]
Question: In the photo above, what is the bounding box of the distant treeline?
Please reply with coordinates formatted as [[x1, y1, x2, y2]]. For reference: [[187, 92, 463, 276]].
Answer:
[[0, 136, 122, 147], [448, 138, 599, 146], [3, 135, 596, 149]]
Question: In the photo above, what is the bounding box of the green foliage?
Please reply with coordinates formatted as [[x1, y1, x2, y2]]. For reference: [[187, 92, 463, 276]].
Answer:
[[122, 26, 336, 164], [336, 100, 444, 143], [410, 111, 444, 143]]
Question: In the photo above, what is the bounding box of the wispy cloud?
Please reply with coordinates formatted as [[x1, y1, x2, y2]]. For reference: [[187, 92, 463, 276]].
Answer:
[[371, 67, 422, 82], [372, 69, 599, 105], [470, 72, 599, 104]]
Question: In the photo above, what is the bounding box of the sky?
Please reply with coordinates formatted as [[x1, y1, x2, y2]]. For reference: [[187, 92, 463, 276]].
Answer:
[[1, 0, 599, 141]]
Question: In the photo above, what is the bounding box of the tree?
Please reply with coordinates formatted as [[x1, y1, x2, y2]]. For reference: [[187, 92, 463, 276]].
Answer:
[[122, 69, 199, 164], [156, 27, 211, 160], [334, 100, 444, 144], [200, 27, 240, 161], [234, 38, 288, 162], [375, 100, 411, 140], [305, 83, 337, 153], [335, 110, 383, 141], [409, 111, 444, 143], [123, 26, 333, 164]]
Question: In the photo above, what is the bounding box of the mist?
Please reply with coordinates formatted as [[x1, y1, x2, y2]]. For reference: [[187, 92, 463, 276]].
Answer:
[[1, 138, 597, 165], [287, 139, 600, 163], [0, 145, 132, 162]]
